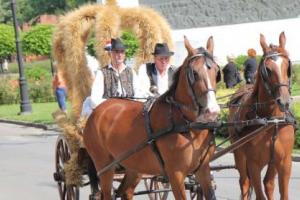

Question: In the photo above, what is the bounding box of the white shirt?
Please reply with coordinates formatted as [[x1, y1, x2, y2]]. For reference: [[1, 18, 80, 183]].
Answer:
[[86, 53, 99, 79], [138, 64, 171, 95], [90, 64, 146, 109]]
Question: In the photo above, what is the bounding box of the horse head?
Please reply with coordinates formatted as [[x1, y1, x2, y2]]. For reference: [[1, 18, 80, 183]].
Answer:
[[172, 36, 221, 122], [259, 32, 291, 112]]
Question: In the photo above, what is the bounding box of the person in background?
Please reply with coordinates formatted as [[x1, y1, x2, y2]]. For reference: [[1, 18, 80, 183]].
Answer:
[[243, 48, 257, 84], [222, 54, 241, 88], [52, 63, 67, 112], [81, 38, 145, 117], [138, 43, 176, 96], [3, 59, 8, 72]]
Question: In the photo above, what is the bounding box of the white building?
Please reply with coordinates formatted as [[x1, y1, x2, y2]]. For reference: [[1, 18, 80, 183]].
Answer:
[[96, 1, 300, 66], [172, 18, 300, 66]]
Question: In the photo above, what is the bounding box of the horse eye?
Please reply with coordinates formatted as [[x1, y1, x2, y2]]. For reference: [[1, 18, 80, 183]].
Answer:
[[193, 70, 199, 81], [266, 68, 272, 77]]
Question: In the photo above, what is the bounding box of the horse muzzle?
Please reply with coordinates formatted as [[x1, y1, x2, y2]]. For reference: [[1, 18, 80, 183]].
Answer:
[[197, 105, 220, 122], [276, 97, 290, 112]]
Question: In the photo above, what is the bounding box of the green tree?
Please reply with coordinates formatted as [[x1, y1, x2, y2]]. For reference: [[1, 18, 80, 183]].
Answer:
[[0, 24, 15, 59], [121, 30, 139, 58], [22, 25, 54, 56], [0, 0, 34, 24], [86, 31, 139, 59]]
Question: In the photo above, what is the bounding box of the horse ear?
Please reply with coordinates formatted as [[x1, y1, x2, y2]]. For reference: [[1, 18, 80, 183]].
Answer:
[[260, 33, 268, 53], [184, 36, 194, 56], [206, 36, 214, 54], [279, 31, 286, 49]]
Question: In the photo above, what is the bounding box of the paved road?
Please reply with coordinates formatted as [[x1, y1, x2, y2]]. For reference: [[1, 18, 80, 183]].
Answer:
[[0, 122, 299, 200]]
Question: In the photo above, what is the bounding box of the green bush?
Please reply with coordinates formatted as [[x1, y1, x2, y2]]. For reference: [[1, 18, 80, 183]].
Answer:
[[0, 76, 20, 104], [86, 30, 139, 59], [25, 67, 55, 103], [28, 81, 55, 103], [22, 25, 54, 56], [0, 24, 16, 59], [25, 66, 51, 81], [121, 30, 139, 58], [291, 103, 300, 148], [234, 55, 262, 71]]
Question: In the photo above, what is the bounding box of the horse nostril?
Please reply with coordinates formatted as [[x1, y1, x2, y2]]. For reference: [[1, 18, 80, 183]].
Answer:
[[276, 98, 284, 106], [276, 98, 289, 111]]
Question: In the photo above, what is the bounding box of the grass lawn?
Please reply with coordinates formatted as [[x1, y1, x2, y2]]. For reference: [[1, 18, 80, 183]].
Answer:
[[0, 102, 67, 124], [7, 59, 52, 74]]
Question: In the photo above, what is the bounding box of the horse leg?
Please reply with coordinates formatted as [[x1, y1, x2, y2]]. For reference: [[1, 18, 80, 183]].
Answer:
[[167, 171, 186, 200], [277, 156, 292, 200], [195, 162, 216, 200], [263, 164, 277, 200], [98, 169, 114, 200], [233, 150, 251, 200], [247, 161, 266, 200], [116, 170, 142, 200]]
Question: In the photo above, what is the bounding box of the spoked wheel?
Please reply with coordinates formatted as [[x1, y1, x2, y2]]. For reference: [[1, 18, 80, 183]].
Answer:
[[144, 176, 170, 200], [53, 135, 80, 200], [186, 175, 204, 200]]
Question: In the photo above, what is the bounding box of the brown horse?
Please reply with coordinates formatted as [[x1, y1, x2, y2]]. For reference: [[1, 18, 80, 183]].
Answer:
[[83, 36, 221, 200], [228, 32, 295, 200]]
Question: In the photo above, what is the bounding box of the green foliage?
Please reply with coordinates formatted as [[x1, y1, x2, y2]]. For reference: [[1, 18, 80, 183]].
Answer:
[[22, 25, 54, 56], [86, 30, 139, 59], [0, 64, 55, 104], [25, 67, 55, 103], [234, 55, 262, 71], [25, 66, 51, 81], [0, 24, 15, 59], [0, 102, 70, 124], [291, 103, 300, 148], [0, 76, 20, 104], [8, 59, 51, 73], [234, 55, 247, 71], [121, 31, 139, 58], [87, 37, 96, 57]]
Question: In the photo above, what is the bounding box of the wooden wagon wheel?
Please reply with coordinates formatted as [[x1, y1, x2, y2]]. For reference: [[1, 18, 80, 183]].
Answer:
[[53, 135, 80, 200], [143, 176, 170, 200]]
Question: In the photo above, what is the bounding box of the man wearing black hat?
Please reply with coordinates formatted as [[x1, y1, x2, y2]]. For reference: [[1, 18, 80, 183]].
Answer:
[[138, 43, 176, 95], [81, 38, 143, 117]]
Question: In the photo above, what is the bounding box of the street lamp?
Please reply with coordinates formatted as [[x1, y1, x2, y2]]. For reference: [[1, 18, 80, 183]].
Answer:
[[11, 0, 32, 114]]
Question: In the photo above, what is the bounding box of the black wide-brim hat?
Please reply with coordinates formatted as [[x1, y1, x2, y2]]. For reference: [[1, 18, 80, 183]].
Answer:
[[152, 43, 174, 56], [110, 38, 127, 51]]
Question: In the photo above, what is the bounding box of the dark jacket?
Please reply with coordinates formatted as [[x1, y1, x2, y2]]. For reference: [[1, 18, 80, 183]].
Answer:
[[222, 62, 240, 88], [101, 65, 134, 98], [243, 57, 257, 84]]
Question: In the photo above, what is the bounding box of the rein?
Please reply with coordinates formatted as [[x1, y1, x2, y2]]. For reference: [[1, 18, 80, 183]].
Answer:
[[96, 115, 295, 176]]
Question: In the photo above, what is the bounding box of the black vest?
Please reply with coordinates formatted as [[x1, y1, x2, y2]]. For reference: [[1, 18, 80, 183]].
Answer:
[[101, 65, 134, 98], [145, 63, 176, 89]]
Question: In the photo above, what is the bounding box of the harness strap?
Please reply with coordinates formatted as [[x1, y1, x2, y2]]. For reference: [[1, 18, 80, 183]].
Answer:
[[143, 98, 167, 176], [269, 122, 278, 164]]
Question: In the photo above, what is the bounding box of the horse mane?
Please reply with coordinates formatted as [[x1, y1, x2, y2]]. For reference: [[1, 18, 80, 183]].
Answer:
[[159, 57, 189, 102]]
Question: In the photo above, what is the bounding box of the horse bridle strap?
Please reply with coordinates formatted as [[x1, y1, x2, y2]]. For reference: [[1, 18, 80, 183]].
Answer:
[[260, 52, 290, 99]]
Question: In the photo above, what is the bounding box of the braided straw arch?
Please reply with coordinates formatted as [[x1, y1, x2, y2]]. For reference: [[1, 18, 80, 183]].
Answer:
[[53, 1, 173, 119]]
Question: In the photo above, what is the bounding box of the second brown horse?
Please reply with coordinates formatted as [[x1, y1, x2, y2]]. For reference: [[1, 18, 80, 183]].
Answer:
[[228, 32, 295, 200]]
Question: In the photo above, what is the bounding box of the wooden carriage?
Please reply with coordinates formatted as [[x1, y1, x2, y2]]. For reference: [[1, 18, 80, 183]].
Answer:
[[52, 1, 296, 199]]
